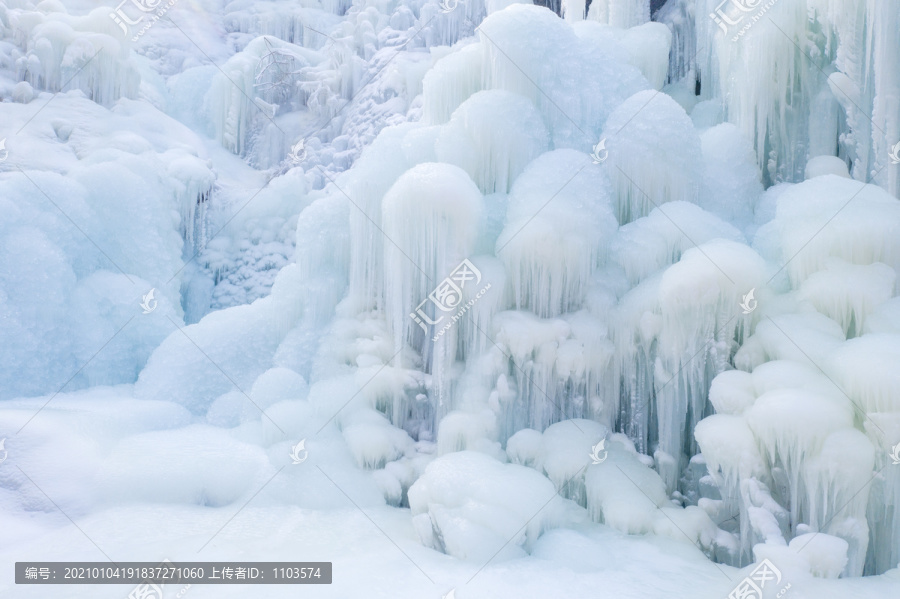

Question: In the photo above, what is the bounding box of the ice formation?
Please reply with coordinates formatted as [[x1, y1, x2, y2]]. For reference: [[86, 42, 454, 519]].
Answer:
[[3, 0, 900, 595]]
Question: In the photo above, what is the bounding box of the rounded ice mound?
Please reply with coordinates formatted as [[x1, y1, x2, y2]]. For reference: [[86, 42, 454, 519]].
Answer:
[[734, 311, 847, 372], [796, 259, 895, 337], [745, 389, 854, 471], [603, 89, 702, 224], [610, 201, 745, 285], [805, 155, 851, 180], [436, 89, 549, 194], [769, 175, 900, 286], [506, 427, 544, 467], [536, 419, 609, 505], [828, 333, 900, 414], [12, 81, 34, 103], [585, 437, 668, 534], [695, 413, 766, 482], [497, 149, 617, 317], [422, 44, 483, 125], [342, 409, 415, 469], [97, 425, 270, 507], [788, 533, 849, 578], [135, 266, 306, 413], [478, 4, 649, 148], [708, 370, 756, 415], [408, 451, 585, 561], [573, 21, 672, 91], [250, 367, 309, 406]]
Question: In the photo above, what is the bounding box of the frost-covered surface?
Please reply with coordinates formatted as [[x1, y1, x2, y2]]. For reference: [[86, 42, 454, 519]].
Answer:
[[2, 0, 900, 597]]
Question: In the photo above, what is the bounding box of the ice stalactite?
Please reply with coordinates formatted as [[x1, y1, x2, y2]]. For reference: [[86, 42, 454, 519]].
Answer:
[[488, 310, 617, 440], [613, 274, 662, 455], [291, 191, 351, 330], [660, 0, 900, 194], [221, 1, 332, 47], [654, 0, 697, 84], [695, 173, 900, 572], [452, 254, 506, 361], [586, 0, 651, 28], [166, 156, 217, 255], [381, 162, 483, 427], [613, 238, 767, 489], [710, 0, 820, 184], [811, 0, 900, 194], [345, 122, 426, 313], [829, 335, 900, 575], [652, 241, 767, 492], [603, 89, 702, 224]]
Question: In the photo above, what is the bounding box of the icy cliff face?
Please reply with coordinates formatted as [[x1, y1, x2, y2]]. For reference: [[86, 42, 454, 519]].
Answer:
[[1, 0, 899, 589]]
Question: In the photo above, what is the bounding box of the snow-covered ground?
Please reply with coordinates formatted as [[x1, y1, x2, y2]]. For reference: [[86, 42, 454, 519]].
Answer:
[[1, 0, 900, 597]]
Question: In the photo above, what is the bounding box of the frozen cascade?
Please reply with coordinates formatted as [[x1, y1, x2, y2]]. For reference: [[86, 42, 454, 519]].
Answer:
[[4, 0, 900, 587]]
